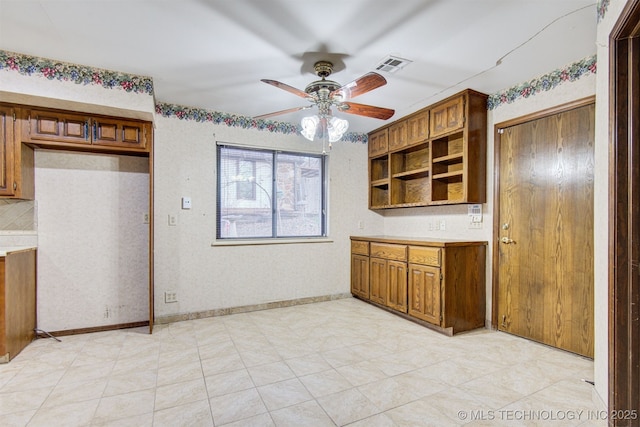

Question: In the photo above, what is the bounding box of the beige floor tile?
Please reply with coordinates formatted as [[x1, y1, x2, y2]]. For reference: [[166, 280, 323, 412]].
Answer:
[[92, 389, 155, 423], [42, 377, 108, 407], [284, 353, 332, 377], [0, 386, 53, 415], [154, 377, 208, 411], [299, 368, 353, 398], [0, 299, 602, 427], [346, 412, 396, 427], [156, 360, 203, 386], [385, 398, 461, 427], [205, 368, 255, 397], [247, 361, 295, 387], [257, 378, 313, 411], [152, 399, 214, 427], [316, 387, 380, 426], [0, 368, 66, 392], [91, 412, 154, 426], [336, 360, 389, 386], [201, 352, 245, 377], [0, 410, 36, 427], [103, 369, 157, 396], [220, 412, 275, 427], [209, 388, 268, 425], [27, 399, 99, 427], [239, 347, 282, 367], [269, 400, 334, 427], [358, 377, 421, 411]]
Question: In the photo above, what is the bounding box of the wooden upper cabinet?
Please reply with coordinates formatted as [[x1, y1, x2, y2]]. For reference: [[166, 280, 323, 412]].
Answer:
[[0, 105, 15, 196], [406, 110, 429, 145], [429, 95, 464, 138], [0, 105, 34, 199], [21, 108, 151, 153], [24, 109, 91, 144], [93, 117, 150, 150], [388, 121, 408, 151], [368, 128, 388, 157]]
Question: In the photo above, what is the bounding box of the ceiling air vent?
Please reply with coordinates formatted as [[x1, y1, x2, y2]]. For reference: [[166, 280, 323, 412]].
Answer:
[[375, 55, 412, 74]]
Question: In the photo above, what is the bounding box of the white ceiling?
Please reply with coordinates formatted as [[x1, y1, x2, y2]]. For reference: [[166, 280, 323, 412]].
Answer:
[[0, 0, 597, 134]]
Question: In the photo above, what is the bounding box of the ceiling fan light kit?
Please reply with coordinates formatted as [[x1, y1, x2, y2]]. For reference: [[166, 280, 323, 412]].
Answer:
[[256, 60, 395, 146]]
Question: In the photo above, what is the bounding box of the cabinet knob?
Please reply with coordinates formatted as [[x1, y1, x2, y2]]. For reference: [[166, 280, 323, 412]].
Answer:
[[13, 182, 17, 191]]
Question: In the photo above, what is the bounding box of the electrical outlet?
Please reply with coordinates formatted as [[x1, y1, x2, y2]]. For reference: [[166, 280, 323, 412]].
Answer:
[[164, 291, 177, 303], [440, 219, 446, 231], [168, 214, 177, 226], [143, 213, 150, 224], [469, 222, 482, 229]]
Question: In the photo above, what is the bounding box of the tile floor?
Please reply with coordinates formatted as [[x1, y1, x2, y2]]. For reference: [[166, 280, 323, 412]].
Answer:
[[0, 298, 605, 426]]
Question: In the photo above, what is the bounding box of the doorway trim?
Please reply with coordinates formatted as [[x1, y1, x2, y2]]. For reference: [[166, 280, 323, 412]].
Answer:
[[491, 96, 596, 329], [609, 0, 640, 414]]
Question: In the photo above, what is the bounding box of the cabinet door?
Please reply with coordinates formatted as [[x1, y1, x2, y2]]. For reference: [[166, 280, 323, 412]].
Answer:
[[351, 254, 370, 299], [408, 264, 441, 325], [430, 95, 464, 138], [0, 105, 15, 196], [92, 118, 149, 150], [386, 260, 407, 313], [368, 129, 388, 157], [369, 257, 387, 305], [406, 110, 429, 145], [388, 121, 407, 151], [24, 109, 91, 144]]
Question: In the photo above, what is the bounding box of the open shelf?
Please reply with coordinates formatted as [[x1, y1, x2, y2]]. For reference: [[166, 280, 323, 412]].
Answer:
[[432, 170, 463, 181], [371, 178, 390, 187], [367, 89, 487, 209], [392, 167, 429, 180], [432, 152, 463, 164]]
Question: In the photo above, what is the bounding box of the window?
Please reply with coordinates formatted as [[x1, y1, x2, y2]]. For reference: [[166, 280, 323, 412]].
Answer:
[[217, 145, 327, 239]]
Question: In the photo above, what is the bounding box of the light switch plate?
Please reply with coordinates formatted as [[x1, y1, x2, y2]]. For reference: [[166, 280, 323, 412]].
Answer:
[[182, 197, 192, 209]]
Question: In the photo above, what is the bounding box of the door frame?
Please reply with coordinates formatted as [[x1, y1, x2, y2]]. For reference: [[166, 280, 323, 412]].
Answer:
[[609, 0, 640, 414], [491, 96, 596, 329]]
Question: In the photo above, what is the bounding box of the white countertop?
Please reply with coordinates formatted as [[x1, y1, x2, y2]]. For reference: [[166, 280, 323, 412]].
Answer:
[[0, 246, 37, 257]]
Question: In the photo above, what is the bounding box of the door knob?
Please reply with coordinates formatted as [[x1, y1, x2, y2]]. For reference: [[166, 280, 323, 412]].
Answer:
[[500, 237, 515, 244]]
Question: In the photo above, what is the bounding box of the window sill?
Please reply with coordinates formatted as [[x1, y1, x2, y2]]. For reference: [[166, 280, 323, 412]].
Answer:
[[212, 237, 334, 247]]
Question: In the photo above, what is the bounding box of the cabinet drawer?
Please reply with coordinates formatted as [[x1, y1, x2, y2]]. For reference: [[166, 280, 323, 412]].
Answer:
[[408, 246, 441, 266], [370, 243, 407, 261], [351, 240, 369, 256]]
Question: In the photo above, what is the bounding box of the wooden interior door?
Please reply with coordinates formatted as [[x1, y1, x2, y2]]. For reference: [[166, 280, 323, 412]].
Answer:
[[496, 100, 595, 358]]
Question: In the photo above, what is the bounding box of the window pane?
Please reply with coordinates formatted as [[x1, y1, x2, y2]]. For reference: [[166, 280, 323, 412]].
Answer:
[[217, 145, 326, 240], [218, 147, 273, 238], [276, 153, 323, 237]]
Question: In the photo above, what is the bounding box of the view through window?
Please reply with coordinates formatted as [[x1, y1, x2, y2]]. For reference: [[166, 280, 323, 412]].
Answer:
[[217, 145, 326, 239]]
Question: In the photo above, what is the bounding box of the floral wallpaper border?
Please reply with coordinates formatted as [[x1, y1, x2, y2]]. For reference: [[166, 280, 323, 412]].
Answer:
[[0, 50, 154, 95], [1, 47, 599, 140], [597, 0, 610, 21], [487, 55, 597, 110], [155, 102, 368, 144]]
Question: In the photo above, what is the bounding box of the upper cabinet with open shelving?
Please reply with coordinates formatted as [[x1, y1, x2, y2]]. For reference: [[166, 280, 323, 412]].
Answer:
[[367, 89, 487, 209]]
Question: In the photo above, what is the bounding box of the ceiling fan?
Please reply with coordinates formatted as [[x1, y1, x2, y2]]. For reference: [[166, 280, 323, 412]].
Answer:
[[255, 61, 395, 142]]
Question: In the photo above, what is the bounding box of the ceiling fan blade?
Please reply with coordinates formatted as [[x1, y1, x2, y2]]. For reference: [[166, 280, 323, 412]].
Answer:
[[338, 102, 395, 120], [261, 79, 314, 100], [330, 72, 387, 100], [254, 105, 313, 120]]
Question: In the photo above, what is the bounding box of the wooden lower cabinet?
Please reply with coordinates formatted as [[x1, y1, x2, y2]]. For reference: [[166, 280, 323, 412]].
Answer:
[[0, 248, 37, 363], [369, 257, 388, 305], [350, 254, 369, 300], [387, 260, 407, 313], [408, 264, 440, 324], [350, 236, 486, 336]]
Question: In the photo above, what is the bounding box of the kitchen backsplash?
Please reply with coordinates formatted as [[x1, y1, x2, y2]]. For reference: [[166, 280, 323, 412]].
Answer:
[[0, 199, 36, 231]]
